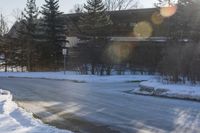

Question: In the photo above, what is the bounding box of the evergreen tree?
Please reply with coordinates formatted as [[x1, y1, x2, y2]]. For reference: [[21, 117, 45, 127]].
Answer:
[[155, 0, 200, 42], [40, 0, 67, 70], [79, 0, 112, 38], [78, 0, 113, 75], [177, 0, 200, 42], [169, 0, 196, 41], [17, 0, 39, 71]]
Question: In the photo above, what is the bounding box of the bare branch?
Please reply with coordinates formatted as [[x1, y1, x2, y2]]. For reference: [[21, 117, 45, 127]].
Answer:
[[0, 13, 9, 37], [11, 8, 23, 22], [70, 4, 84, 13], [104, 0, 140, 11]]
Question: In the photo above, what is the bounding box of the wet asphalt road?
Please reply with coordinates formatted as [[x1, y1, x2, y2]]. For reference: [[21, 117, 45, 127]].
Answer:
[[0, 77, 200, 133]]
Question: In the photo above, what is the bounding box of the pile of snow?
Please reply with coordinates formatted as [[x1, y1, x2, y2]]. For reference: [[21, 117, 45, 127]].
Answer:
[[133, 80, 200, 101], [0, 72, 155, 83], [0, 89, 72, 133]]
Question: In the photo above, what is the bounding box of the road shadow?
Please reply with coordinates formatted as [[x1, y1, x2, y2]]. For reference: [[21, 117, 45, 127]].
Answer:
[[33, 103, 121, 133]]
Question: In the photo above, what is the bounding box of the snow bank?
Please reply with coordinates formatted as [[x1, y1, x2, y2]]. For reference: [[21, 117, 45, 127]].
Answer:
[[133, 80, 200, 101], [0, 89, 72, 133], [0, 72, 155, 83]]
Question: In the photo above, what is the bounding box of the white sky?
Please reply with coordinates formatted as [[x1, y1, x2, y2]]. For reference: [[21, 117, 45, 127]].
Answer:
[[0, 0, 157, 27]]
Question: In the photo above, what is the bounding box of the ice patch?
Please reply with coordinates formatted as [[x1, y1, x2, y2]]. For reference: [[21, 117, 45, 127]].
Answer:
[[0, 89, 72, 133]]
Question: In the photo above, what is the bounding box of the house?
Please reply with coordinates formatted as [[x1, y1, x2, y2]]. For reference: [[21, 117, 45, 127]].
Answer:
[[62, 8, 172, 47], [7, 8, 172, 47]]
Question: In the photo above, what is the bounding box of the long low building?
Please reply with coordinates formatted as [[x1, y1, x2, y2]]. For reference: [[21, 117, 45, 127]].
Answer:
[[8, 8, 174, 47]]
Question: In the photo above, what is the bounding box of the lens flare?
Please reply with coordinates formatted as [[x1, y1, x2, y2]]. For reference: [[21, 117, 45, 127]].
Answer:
[[160, 5, 177, 18], [151, 12, 164, 25], [106, 43, 134, 64], [134, 21, 153, 39]]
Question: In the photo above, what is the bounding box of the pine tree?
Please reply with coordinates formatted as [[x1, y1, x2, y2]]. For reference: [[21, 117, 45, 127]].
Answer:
[[169, 0, 200, 41], [177, 0, 200, 42], [40, 0, 67, 70], [17, 0, 39, 71], [79, 0, 112, 38], [155, 0, 200, 42], [78, 0, 113, 75]]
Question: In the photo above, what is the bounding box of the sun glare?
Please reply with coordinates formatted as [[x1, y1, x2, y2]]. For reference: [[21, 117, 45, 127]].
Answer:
[[160, 5, 177, 18], [134, 21, 153, 39], [151, 12, 164, 25], [106, 43, 133, 64]]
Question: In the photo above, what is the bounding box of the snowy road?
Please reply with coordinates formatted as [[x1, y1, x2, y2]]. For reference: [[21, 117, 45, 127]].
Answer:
[[0, 78, 200, 133]]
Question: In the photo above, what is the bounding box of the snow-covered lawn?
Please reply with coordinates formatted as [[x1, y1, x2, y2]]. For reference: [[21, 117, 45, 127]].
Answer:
[[0, 89, 72, 133], [133, 80, 200, 101], [0, 72, 155, 83]]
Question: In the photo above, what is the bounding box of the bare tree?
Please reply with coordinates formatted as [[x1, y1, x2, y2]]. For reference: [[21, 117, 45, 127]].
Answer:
[[11, 9, 23, 22], [104, 0, 140, 11], [155, 0, 177, 7], [0, 13, 9, 72], [0, 14, 9, 37], [70, 4, 84, 13]]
